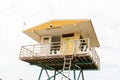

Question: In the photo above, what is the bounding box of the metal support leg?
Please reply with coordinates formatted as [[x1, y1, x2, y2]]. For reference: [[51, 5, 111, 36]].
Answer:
[[38, 66, 85, 80], [81, 70, 84, 80], [45, 69, 50, 79], [59, 71, 71, 80], [53, 70, 56, 80], [38, 68, 43, 80], [73, 64, 76, 80], [47, 70, 62, 80], [77, 70, 82, 80], [75, 64, 85, 80], [77, 69, 85, 80]]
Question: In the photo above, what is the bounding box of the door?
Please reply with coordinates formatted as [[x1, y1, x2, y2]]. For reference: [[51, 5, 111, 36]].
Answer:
[[62, 33, 74, 55], [40, 36, 51, 56]]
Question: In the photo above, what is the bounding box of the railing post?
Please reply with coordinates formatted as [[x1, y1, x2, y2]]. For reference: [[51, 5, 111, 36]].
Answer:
[[87, 38, 90, 52], [32, 45, 34, 58], [19, 47, 22, 59], [63, 42, 66, 57], [74, 40, 76, 56]]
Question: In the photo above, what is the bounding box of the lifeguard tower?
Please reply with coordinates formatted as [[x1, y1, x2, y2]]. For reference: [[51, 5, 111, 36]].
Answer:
[[19, 19, 100, 80]]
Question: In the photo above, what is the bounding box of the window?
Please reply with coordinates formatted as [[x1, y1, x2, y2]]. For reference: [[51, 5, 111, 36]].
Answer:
[[44, 37, 49, 40], [62, 33, 74, 38]]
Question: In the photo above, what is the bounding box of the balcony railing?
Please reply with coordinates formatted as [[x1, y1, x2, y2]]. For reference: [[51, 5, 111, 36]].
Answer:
[[20, 38, 99, 62], [90, 48, 100, 69]]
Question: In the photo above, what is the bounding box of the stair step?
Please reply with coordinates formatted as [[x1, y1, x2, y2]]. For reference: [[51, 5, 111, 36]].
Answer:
[[64, 62, 70, 64], [64, 67, 69, 69]]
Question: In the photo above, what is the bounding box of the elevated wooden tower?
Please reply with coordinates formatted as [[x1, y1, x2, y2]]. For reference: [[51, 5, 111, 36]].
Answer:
[[20, 19, 100, 80]]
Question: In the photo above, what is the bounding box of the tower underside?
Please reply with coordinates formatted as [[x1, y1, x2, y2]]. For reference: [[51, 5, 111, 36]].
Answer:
[[20, 52, 99, 70]]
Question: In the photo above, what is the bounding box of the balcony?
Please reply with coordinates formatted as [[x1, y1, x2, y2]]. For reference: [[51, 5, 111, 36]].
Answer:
[[19, 38, 100, 70]]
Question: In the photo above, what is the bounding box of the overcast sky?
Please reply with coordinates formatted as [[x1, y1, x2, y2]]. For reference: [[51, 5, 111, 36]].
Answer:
[[0, 0, 120, 80]]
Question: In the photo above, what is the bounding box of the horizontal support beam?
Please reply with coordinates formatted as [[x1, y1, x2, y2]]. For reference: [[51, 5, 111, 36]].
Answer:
[[30, 61, 93, 66], [30, 61, 98, 70]]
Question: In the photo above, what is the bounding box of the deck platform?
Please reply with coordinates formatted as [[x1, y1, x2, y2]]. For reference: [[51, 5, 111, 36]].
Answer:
[[20, 52, 100, 70]]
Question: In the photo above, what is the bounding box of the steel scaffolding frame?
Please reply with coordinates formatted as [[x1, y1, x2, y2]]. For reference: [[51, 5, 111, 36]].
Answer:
[[37, 63, 85, 80]]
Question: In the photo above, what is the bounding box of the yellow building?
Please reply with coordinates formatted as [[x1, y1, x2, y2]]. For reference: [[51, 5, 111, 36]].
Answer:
[[20, 19, 100, 80]]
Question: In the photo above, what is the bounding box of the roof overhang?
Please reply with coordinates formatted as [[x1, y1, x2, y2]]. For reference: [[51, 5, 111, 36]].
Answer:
[[23, 19, 100, 47]]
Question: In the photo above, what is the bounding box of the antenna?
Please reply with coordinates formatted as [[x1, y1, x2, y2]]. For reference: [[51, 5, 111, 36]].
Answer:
[[23, 21, 27, 31]]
